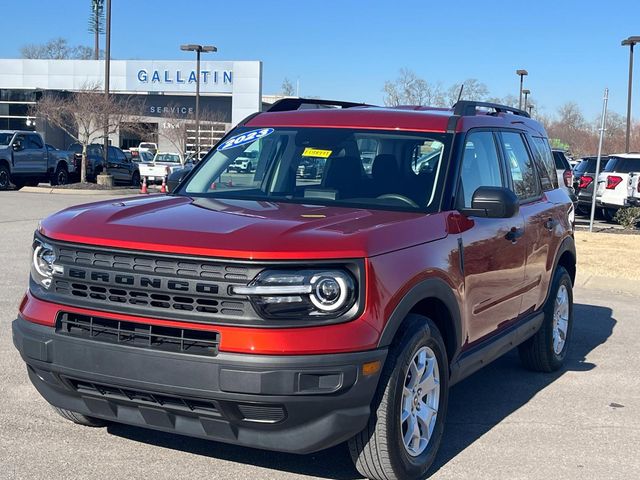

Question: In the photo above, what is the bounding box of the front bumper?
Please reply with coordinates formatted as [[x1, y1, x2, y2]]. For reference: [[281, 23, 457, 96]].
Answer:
[[12, 315, 386, 454]]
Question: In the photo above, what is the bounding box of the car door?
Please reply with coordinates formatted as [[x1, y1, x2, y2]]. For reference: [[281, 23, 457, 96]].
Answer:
[[11, 134, 30, 173], [27, 134, 47, 173], [457, 130, 527, 344], [500, 132, 561, 317]]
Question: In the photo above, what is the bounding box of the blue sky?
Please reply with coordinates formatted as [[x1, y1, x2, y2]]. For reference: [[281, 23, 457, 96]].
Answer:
[[1, 0, 639, 119]]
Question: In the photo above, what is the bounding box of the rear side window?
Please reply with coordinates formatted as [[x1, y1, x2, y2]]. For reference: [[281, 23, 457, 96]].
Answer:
[[458, 131, 503, 208], [552, 151, 570, 170], [530, 137, 558, 191], [604, 156, 640, 173], [500, 132, 541, 200]]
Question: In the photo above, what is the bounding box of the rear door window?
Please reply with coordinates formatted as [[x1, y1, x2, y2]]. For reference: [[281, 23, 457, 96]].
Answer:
[[530, 137, 558, 191], [500, 132, 541, 201]]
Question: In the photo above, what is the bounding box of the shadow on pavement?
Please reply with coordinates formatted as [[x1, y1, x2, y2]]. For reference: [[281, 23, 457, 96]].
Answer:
[[107, 303, 614, 480]]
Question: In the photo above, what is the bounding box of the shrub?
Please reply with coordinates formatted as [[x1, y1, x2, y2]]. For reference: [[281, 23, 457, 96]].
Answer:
[[614, 207, 640, 229]]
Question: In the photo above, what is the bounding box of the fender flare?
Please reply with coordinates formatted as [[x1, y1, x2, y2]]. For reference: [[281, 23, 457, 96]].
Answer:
[[0, 157, 11, 173], [544, 234, 577, 305], [377, 277, 462, 359]]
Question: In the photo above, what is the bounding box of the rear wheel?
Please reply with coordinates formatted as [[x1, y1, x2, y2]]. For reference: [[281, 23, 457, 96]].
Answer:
[[349, 315, 449, 480], [131, 170, 140, 186], [0, 165, 10, 190], [51, 165, 69, 186], [52, 406, 107, 427], [601, 207, 616, 222], [518, 266, 573, 372]]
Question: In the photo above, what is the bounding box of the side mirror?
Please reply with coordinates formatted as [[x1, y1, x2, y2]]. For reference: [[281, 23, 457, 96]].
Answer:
[[462, 186, 519, 218], [12, 141, 23, 151]]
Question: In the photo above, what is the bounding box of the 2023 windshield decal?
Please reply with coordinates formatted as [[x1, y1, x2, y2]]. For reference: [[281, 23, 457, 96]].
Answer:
[[217, 128, 274, 151]]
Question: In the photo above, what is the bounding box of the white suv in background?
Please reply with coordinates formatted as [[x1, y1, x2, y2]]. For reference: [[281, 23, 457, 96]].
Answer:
[[596, 153, 640, 220]]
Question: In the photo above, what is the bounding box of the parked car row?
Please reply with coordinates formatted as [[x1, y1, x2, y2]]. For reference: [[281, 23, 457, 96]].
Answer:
[[568, 153, 640, 221]]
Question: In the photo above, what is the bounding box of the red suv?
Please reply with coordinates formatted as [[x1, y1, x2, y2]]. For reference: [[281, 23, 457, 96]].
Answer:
[[13, 99, 576, 480]]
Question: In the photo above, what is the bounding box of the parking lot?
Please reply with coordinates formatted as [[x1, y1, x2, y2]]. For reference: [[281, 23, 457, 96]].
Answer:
[[0, 190, 638, 480]]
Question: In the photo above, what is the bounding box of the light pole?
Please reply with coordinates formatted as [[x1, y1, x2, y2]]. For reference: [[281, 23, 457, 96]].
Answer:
[[621, 36, 640, 153], [527, 104, 534, 116], [180, 44, 217, 158], [516, 69, 528, 110], [100, 0, 112, 186], [522, 89, 531, 111]]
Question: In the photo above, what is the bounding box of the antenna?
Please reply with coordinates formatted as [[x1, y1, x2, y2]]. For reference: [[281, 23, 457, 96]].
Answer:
[[456, 84, 464, 102]]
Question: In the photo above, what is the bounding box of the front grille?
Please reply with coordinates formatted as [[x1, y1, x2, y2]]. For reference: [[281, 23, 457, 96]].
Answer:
[[56, 313, 220, 357], [43, 239, 264, 324], [65, 377, 222, 417]]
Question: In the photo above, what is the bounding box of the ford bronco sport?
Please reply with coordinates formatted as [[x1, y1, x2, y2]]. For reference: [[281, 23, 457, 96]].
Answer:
[[13, 99, 576, 480]]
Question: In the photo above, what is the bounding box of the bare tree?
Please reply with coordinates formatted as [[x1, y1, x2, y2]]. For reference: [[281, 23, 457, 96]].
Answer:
[[382, 68, 445, 107], [446, 78, 489, 105], [20, 37, 100, 60], [281, 78, 295, 96], [31, 84, 145, 182]]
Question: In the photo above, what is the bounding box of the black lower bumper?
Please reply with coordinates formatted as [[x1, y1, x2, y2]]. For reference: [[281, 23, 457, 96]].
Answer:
[[12, 316, 386, 454]]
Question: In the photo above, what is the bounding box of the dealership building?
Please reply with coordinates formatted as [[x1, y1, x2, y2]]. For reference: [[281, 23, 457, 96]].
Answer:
[[0, 59, 263, 154]]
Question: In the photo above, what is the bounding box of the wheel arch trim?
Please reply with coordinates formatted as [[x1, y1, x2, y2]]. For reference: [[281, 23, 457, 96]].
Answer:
[[377, 277, 462, 361]]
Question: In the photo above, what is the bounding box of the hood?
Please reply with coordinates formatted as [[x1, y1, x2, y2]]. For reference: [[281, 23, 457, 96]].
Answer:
[[39, 195, 448, 259]]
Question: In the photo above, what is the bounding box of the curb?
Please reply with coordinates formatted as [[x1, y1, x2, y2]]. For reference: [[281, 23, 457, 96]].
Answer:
[[19, 186, 152, 196]]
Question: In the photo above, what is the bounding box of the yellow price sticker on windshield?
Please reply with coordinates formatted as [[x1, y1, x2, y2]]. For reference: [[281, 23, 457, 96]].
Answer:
[[302, 148, 332, 158]]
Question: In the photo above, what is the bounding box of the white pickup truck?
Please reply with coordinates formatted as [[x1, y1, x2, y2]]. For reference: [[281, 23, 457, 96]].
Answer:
[[0, 130, 76, 190], [138, 152, 184, 183]]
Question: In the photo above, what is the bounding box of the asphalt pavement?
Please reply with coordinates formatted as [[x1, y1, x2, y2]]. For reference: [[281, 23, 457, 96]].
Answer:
[[1, 191, 638, 480]]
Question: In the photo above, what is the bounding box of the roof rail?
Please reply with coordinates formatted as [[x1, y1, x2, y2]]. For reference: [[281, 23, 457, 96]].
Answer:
[[453, 100, 530, 118], [266, 97, 371, 113]]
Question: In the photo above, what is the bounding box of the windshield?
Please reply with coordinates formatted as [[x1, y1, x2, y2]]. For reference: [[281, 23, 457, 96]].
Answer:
[[0, 133, 14, 146], [179, 127, 450, 212], [154, 153, 181, 163]]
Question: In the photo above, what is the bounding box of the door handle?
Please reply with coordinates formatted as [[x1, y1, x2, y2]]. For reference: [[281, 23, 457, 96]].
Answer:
[[505, 227, 524, 243], [544, 218, 557, 231]]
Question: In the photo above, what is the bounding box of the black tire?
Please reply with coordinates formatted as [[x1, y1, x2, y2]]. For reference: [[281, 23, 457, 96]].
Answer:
[[518, 266, 573, 372], [349, 314, 449, 480], [51, 164, 69, 186], [575, 204, 589, 216], [52, 406, 107, 427], [131, 170, 140, 186], [601, 207, 616, 222], [0, 164, 10, 190]]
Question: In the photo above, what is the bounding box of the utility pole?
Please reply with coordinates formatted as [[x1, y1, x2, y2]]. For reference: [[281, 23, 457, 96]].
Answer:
[[590, 88, 609, 233]]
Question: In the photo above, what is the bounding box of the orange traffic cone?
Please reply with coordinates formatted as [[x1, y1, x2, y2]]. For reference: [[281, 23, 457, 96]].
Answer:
[[140, 176, 148, 194], [160, 176, 167, 193]]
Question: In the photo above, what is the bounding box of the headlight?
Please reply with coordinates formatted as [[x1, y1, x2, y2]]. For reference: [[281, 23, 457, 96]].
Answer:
[[232, 269, 357, 319], [31, 237, 62, 289]]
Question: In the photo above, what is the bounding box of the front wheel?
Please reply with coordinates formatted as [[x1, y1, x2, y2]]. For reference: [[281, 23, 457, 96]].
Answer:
[[52, 406, 107, 427], [518, 266, 573, 372], [0, 165, 10, 190], [349, 315, 449, 480]]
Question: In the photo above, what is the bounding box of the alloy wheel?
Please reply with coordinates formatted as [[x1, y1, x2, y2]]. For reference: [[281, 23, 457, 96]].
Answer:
[[400, 346, 440, 457], [552, 284, 569, 355]]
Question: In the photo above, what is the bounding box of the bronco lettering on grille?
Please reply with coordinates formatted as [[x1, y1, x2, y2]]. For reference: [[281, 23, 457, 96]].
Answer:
[[67, 267, 219, 294]]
